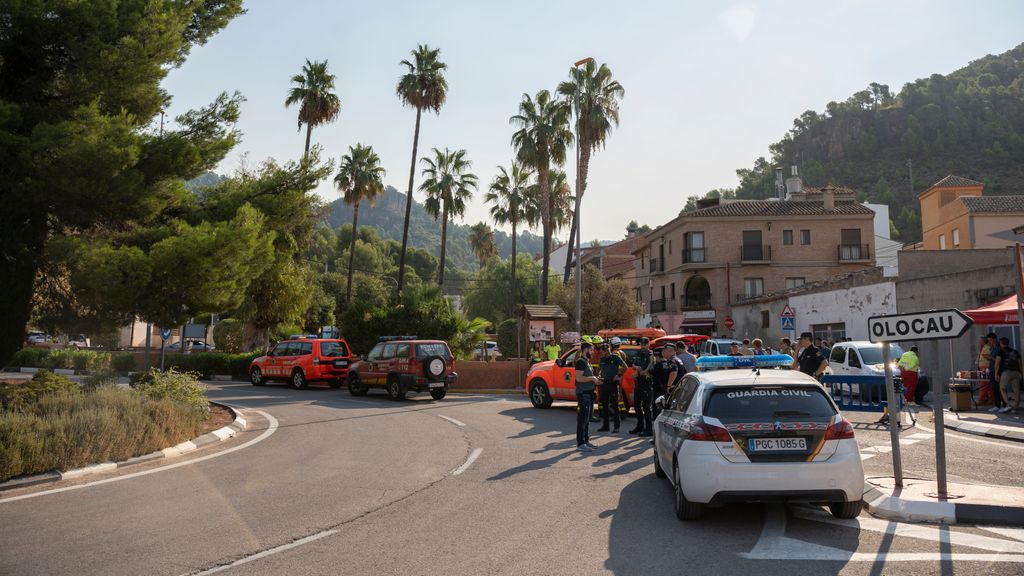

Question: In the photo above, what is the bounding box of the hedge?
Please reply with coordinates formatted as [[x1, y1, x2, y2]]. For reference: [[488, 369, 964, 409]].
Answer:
[[5, 348, 110, 371], [162, 352, 261, 378]]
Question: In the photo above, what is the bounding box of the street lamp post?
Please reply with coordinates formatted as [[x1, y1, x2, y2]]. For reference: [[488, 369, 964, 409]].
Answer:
[[573, 57, 593, 338]]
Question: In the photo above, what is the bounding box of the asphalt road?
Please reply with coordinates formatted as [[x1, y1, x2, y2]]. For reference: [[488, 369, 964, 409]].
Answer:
[[2, 382, 1023, 575]]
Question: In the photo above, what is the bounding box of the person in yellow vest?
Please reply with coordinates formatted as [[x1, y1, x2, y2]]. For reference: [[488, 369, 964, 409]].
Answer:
[[898, 346, 920, 403], [529, 343, 543, 365], [544, 341, 561, 361]]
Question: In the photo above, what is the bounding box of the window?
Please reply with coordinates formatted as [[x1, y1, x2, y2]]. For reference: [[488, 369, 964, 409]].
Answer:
[[684, 231, 705, 263], [800, 229, 811, 245], [416, 343, 452, 359], [830, 346, 847, 364], [786, 277, 805, 289], [668, 239, 672, 254], [939, 234, 946, 250], [848, 350, 862, 369], [381, 343, 397, 359], [272, 343, 291, 357], [761, 310, 770, 329], [783, 230, 793, 245], [320, 341, 350, 357], [394, 343, 410, 358], [297, 342, 313, 356], [705, 387, 836, 422], [811, 322, 846, 342], [742, 230, 764, 260], [953, 228, 960, 247], [367, 343, 385, 361], [670, 283, 676, 299], [660, 285, 666, 300], [744, 278, 764, 298]]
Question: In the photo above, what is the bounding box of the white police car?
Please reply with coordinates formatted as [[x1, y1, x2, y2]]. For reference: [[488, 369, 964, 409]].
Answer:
[[653, 354, 864, 521]]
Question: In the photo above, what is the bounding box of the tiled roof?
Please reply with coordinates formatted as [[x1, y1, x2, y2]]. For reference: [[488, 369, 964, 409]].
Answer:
[[960, 195, 1024, 214], [931, 174, 984, 188], [521, 304, 568, 319], [684, 200, 874, 218]]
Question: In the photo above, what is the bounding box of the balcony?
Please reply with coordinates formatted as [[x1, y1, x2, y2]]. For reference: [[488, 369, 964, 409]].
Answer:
[[682, 248, 706, 264], [650, 298, 668, 314], [649, 258, 664, 274], [838, 244, 871, 262], [740, 244, 772, 262], [735, 292, 765, 303]]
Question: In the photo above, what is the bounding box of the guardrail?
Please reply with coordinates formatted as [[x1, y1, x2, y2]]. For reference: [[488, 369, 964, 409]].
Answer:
[[820, 374, 904, 413]]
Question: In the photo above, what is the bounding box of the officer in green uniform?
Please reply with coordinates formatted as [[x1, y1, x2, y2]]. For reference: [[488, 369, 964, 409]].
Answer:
[[574, 341, 600, 451]]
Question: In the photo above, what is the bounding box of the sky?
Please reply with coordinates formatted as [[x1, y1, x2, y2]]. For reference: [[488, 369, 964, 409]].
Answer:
[[162, 0, 1024, 243]]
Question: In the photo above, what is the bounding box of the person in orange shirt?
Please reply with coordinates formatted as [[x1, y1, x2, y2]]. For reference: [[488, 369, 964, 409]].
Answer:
[[977, 335, 994, 406]]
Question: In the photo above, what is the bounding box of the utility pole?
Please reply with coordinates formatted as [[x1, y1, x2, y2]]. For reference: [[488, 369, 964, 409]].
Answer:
[[144, 110, 165, 372], [572, 57, 593, 338]]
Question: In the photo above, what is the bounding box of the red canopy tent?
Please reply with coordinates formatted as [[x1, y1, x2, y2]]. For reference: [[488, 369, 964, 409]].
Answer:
[[963, 294, 1021, 325]]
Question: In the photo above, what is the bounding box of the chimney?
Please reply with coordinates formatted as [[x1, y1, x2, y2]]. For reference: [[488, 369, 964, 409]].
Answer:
[[823, 185, 835, 211], [784, 165, 802, 199]]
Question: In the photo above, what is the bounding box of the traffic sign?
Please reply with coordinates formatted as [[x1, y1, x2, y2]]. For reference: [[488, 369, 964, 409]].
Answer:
[[781, 304, 795, 318], [780, 316, 795, 331], [723, 317, 735, 330], [160, 328, 172, 341], [867, 309, 974, 343]]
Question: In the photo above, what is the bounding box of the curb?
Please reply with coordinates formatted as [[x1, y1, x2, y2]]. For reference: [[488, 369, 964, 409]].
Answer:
[[0, 402, 246, 492], [863, 480, 1024, 526], [942, 409, 1024, 443]]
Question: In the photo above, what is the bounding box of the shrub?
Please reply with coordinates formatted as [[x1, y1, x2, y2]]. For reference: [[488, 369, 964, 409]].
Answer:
[[82, 369, 118, 390], [0, 371, 81, 412], [132, 369, 208, 416], [213, 318, 244, 353], [111, 353, 137, 372], [496, 319, 527, 359], [161, 351, 260, 378], [7, 347, 50, 368]]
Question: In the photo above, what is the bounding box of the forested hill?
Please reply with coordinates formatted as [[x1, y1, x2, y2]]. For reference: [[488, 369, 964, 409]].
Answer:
[[326, 185, 544, 271], [728, 42, 1024, 242]]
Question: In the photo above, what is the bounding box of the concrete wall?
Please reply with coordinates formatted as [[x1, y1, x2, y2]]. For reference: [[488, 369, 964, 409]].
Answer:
[[452, 359, 529, 390], [790, 282, 896, 340]]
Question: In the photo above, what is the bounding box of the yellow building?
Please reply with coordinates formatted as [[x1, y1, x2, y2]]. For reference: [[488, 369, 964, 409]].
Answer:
[[919, 175, 1024, 250]]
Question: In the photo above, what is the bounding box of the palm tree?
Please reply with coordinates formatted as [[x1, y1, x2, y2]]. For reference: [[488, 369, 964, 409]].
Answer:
[[468, 222, 498, 267], [557, 61, 624, 283], [395, 45, 448, 294], [334, 144, 386, 303], [510, 90, 573, 303], [285, 59, 342, 156], [547, 168, 575, 235], [420, 148, 478, 290], [486, 163, 538, 316]]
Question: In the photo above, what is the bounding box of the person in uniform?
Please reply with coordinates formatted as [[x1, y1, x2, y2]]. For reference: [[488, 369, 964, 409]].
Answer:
[[629, 337, 655, 436], [792, 331, 827, 379], [597, 344, 626, 433], [897, 345, 920, 403], [609, 337, 630, 419], [574, 341, 600, 451], [544, 340, 561, 361], [650, 343, 679, 422]]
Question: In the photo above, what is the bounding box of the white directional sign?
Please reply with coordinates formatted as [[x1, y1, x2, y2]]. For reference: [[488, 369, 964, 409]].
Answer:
[[868, 309, 974, 343]]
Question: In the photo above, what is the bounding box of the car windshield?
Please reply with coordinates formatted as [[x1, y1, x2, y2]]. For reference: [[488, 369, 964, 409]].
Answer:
[[857, 344, 904, 365], [320, 341, 349, 357], [705, 386, 836, 423], [416, 343, 451, 359]]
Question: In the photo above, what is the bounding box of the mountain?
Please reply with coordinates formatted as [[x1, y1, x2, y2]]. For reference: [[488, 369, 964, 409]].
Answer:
[[727, 43, 1024, 242], [326, 186, 545, 271]]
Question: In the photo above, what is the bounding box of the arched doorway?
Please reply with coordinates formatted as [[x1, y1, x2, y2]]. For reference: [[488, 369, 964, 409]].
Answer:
[[684, 275, 711, 308]]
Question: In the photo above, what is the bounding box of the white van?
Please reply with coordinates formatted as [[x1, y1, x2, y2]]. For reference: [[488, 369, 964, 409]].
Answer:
[[700, 338, 743, 356], [827, 341, 904, 378]]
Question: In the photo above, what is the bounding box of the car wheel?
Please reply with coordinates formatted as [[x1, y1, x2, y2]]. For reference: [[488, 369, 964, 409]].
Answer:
[[828, 500, 864, 519], [291, 369, 307, 390], [673, 463, 703, 521], [250, 368, 264, 386], [430, 388, 447, 400], [653, 446, 666, 478], [328, 378, 342, 389], [347, 374, 368, 396], [387, 376, 406, 401], [529, 379, 553, 409]]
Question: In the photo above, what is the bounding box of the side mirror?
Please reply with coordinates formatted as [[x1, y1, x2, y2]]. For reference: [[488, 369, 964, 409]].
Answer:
[[555, 359, 564, 368], [655, 396, 666, 409]]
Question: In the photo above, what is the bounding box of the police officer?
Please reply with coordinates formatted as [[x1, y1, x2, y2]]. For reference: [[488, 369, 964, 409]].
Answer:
[[629, 337, 655, 436], [793, 331, 828, 378], [650, 343, 679, 422], [574, 341, 600, 451], [597, 343, 626, 433]]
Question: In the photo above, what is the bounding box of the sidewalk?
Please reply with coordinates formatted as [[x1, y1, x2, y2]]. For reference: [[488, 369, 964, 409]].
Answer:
[[864, 476, 1024, 526], [942, 408, 1024, 442]]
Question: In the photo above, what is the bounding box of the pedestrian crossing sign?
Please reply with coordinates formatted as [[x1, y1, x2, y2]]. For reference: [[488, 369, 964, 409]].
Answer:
[[781, 316, 795, 331]]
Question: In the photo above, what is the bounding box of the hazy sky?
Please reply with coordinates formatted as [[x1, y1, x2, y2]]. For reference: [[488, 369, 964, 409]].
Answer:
[[162, 0, 1023, 243]]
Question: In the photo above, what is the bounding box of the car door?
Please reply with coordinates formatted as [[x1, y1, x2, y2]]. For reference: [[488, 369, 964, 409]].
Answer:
[[552, 348, 580, 400], [829, 345, 848, 376], [363, 343, 385, 385], [378, 343, 398, 384], [847, 348, 864, 375], [656, 382, 693, 474]]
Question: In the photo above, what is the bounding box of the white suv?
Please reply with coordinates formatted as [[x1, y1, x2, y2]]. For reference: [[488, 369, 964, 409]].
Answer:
[[827, 341, 904, 378]]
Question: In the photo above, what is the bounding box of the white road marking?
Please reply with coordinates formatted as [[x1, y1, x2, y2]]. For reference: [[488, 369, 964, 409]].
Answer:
[[744, 504, 1024, 562], [859, 430, 933, 460], [916, 422, 1024, 450], [0, 407, 279, 504], [437, 414, 466, 427], [981, 526, 1024, 542], [452, 448, 483, 476], [184, 529, 340, 575]]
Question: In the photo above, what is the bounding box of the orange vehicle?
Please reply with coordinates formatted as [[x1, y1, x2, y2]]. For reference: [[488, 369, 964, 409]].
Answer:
[[526, 328, 664, 410], [650, 333, 709, 351]]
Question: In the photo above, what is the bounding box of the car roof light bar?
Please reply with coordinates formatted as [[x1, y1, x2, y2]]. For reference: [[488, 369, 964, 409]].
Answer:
[[695, 354, 793, 370]]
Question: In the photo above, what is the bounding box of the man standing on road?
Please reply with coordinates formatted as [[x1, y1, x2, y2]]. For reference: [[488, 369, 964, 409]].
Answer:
[[651, 344, 679, 422], [986, 333, 1006, 412], [672, 342, 697, 388], [574, 341, 600, 451], [898, 345, 920, 403], [995, 337, 1022, 414], [629, 337, 655, 436], [597, 344, 626, 433], [792, 332, 827, 379], [544, 340, 561, 362]]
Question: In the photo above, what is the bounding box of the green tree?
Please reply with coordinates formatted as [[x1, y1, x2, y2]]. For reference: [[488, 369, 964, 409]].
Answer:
[[395, 45, 448, 294], [557, 60, 624, 283], [510, 90, 573, 304], [874, 175, 895, 206], [285, 59, 342, 156], [0, 2, 245, 365], [463, 255, 540, 325], [420, 148, 478, 289], [335, 144, 386, 303], [486, 163, 538, 316], [467, 222, 498, 267], [546, 169, 575, 236], [548, 264, 641, 333]]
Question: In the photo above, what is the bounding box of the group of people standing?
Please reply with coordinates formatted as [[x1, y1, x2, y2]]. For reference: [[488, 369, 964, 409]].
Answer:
[[978, 332, 1022, 414]]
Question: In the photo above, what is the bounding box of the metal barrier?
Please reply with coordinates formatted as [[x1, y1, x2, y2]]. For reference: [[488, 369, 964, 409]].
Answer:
[[820, 375, 904, 413]]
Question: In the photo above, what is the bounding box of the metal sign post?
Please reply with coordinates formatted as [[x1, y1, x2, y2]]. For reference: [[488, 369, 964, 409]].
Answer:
[[868, 309, 973, 497], [159, 328, 171, 372], [882, 342, 903, 486]]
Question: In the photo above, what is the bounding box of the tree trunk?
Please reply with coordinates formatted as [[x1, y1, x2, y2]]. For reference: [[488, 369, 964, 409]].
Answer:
[[346, 202, 360, 303], [537, 154, 551, 304], [438, 200, 449, 291], [303, 123, 312, 156], [563, 143, 591, 284], [397, 107, 423, 295], [510, 219, 517, 317], [0, 213, 47, 366]]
